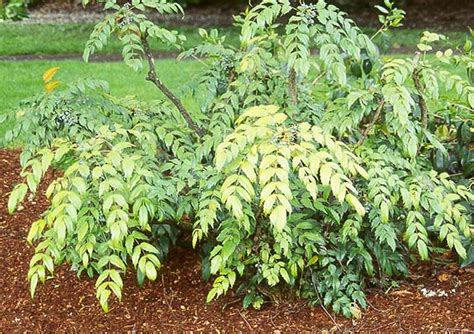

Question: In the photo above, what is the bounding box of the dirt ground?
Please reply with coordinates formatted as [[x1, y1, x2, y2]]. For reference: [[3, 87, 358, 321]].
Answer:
[[0, 148, 473, 332]]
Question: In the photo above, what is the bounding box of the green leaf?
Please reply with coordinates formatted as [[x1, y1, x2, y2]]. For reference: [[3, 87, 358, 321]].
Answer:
[[210, 255, 222, 274], [417, 240, 428, 260], [99, 289, 111, 313], [109, 269, 124, 288], [122, 159, 135, 178], [269, 205, 287, 232], [8, 183, 28, 214], [468, 93, 474, 109], [27, 221, 39, 244], [222, 241, 236, 261], [30, 273, 39, 298], [346, 194, 366, 216], [380, 202, 389, 223], [320, 164, 332, 186], [407, 137, 417, 159], [110, 255, 126, 271], [453, 240, 467, 259], [330, 173, 341, 200], [108, 282, 122, 301], [145, 261, 157, 281], [280, 268, 290, 283], [55, 217, 66, 245], [206, 287, 218, 303]]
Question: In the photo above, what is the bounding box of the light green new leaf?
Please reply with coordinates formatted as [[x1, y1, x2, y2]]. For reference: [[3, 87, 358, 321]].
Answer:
[[270, 205, 287, 232], [145, 261, 157, 281], [122, 159, 135, 178], [346, 193, 366, 216], [320, 164, 332, 186], [8, 183, 28, 214]]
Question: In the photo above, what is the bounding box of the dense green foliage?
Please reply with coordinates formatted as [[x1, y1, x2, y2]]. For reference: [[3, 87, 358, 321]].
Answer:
[[4, 0, 473, 317], [0, 0, 29, 20]]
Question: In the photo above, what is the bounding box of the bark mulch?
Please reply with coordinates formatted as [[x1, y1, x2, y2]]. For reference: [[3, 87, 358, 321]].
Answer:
[[0, 149, 473, 332]]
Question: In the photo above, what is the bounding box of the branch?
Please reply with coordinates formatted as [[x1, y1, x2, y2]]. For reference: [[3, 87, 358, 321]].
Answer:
[[161, 219, 193, 232], [357, 99, 385, 145], [412, 53, 429, 128], [288, 68, 298, 106], [141, 36, 205, 137]]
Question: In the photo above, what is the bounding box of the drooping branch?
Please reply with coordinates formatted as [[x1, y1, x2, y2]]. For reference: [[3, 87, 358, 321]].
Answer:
[[412, 53, 429, 128], [357, 99, 385, 145], [141, 36, 205, 137]]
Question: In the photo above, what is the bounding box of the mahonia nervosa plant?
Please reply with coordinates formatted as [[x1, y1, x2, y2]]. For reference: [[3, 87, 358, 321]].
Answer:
[[3, 0, 473, 318]]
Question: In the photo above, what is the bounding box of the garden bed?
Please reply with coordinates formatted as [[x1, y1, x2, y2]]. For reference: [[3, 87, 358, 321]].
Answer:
[[0, 149, 473, 332]]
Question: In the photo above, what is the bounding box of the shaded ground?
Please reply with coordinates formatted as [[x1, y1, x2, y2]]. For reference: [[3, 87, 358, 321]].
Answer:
[[18, 0, 474, 31], [2, 0, 470, 60], [349, 0, 474, 30], [0, 149, 473, 331], [0, 47, 422, 62]]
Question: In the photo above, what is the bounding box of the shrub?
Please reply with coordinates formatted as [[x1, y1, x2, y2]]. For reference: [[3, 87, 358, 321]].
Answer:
[[0, 0, 30, 20], [4, 0, 473, 317]]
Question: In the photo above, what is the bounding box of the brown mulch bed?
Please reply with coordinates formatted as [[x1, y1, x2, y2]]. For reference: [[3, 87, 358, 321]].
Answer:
[[0, 149, 473, 332]]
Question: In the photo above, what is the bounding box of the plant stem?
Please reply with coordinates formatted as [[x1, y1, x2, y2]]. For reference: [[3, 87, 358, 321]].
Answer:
[[141, 36, 204, 137], [412, 53, 429, 128], [288, 68, 298, 106], [370, 27, 384, 41], [357, 99, 385, 145]]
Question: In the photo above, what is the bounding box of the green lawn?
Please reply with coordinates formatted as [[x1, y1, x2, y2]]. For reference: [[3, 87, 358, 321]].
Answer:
[[0, 23, 239, 56], [0, 22, 469, 56]]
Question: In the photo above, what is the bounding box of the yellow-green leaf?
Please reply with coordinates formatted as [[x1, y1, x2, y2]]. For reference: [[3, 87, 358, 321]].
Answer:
[[320, 163, 332, 186], [145, 261, 157, 281], [8, 183, 28, 214], [269, 205, 287, 231], [346, 193, 366, 216], [330, 173, 341, 199], [380, 201, 389, 223], [122, 159, 135, 178]]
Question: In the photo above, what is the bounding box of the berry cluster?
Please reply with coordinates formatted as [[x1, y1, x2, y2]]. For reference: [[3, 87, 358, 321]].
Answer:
[[118, 15, 134, 28], [216, 78, 229, 95], [217, 55, 235, 73], [289, 124, 299, 143], [211, 55, 235, 95], [273, 125, 299, 146], [134, 110, 145, 117], [299, 3, 317, 24], [55, 111, 77, 128]]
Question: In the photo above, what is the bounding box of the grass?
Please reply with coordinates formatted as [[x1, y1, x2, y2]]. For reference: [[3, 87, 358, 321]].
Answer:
[[0, 59, 205, 142], [0, 22, 470, 56]]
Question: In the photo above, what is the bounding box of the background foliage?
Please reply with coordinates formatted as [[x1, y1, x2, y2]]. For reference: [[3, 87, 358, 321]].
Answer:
[[0, 0, 30, 20]]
